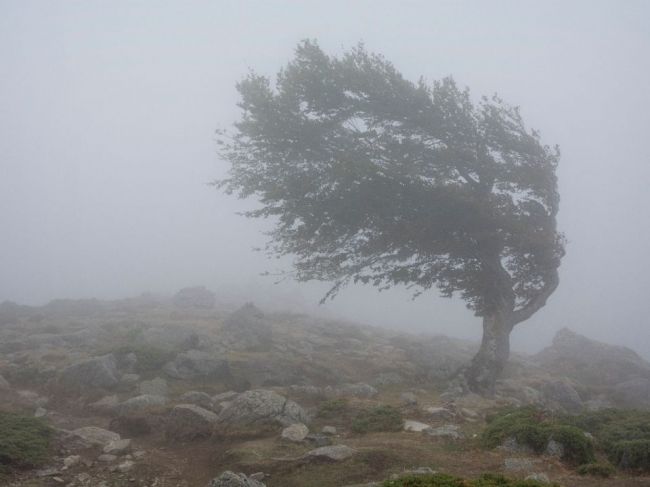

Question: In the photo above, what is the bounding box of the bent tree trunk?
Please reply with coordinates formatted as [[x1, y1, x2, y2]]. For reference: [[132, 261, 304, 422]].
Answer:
[[464, 311, 512, 394]]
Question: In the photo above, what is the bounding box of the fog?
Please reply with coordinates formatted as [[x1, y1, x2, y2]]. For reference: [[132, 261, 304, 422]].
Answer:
[[1, 1, 649, 357]]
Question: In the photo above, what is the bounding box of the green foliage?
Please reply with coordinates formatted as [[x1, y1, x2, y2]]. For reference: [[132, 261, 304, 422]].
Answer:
[[218, 40, 564, 319], [113, 345, 174, 374], [576, 462, 616, 478], [382, 473, 559, 487], [316, 398, 350, 419], [563, 409, 650, 470], [482, 407, 594, 465], [0, 412, 52, 473], [352, 405, 403, 434]]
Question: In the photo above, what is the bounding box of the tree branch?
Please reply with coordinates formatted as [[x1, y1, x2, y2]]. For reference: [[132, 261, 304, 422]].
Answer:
[[508, 268, 559, 327]]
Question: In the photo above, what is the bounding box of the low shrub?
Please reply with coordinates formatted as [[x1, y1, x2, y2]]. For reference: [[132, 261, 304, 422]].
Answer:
[[577, 462, 616, 478], [482, 407, 594, 464], [317, 398, 350, 419], [609, 439, 650, 470], [382, 473, 559, 486], [352, 405, 403, 434], [0, 412, 52, 473]]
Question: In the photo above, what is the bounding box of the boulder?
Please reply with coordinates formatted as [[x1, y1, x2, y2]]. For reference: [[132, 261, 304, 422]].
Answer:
[[217, 389, 309, 430], [103, 438, 132, 455], [141, 324, 200, 351], [281, 423, 309, 442], [71, 426, 120, 447], [304, 445, 357, 462], [207, 471, 266, 487], [534, 328, 650, 388], [165, 404, 218, 441], [59, 354, 119, 390], [164, 350, 230, 381], [179, 391, 213, 409], [404, 420, 431, 432], [400, 392, 418, 406], [138, 377, 168, 396], [88, 395, 120, 414], [118, 394, 167, 415], [222, 303, 272, 351], [613, 377, 650, 408], [173, 286, 216, 309], [539, 379, 583, 413], [425, 424, 464, 439]]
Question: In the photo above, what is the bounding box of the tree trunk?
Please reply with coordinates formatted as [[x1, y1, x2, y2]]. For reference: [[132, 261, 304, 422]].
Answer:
[[464, 311, 512, 394]]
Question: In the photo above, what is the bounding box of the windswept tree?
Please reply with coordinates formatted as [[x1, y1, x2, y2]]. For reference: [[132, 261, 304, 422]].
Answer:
[[217, 41, 565, 393]]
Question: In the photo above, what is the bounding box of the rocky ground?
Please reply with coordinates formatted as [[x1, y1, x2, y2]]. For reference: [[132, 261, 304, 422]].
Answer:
[[1, 287, 649, 486]]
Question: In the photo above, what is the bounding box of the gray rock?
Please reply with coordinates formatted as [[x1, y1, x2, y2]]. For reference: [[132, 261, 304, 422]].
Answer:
[[173, 286, 216, 309], [404, 420, 431, 432], [121, 373, 140, 386], [165, 404, 218, 440], [59, 354, 119, 390], [34, 407, 47, 418], [614, 378, 650, 408], [425, 424, 464, 439], [322, 426, 337, 435], [545, 439, 565, 458], [138, 377, 168, 396], [62, 455, 80, 469], [222, 303, 272, 351], [504, 457, 535, 471], [98, 454, 117, 462], [142, 324, 200, 351], [336, 383, 378, 398], [304, 445, 357, 462], [424, 406, 455, 421], [281, 423, 309, 442], [217, 389, 309, 428], [207, 471, 266, 487], [88, 395, 120, 414], [71, 426, 120, 447], [498, 437, 535, 454], [540, 380, 583, 413], [400, 392, 418, 406], [305, 433, 332, 447], [118, 394, 167, 415], [117, 459, 135, 473], [0, 373, 10, 390], [103, 438, 132, 455], [179, 391, 213, 409], [525, 473, 550, 483], [371, 372, 403, 387], [164, 350, 230, 381]]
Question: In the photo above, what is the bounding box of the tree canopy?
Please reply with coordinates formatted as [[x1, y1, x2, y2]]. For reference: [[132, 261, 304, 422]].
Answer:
[[218, 40, 564, 331]]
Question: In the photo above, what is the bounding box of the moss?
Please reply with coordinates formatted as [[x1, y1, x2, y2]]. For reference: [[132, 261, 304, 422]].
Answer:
[[577, 462, 616, 478], [352, 405, 403, 434], [0, 412, 52, 473], [382, 473, 559, 486]]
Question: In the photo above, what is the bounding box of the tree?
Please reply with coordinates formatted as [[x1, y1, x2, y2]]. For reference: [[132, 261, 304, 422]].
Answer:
[[217, 41, 565, 393]]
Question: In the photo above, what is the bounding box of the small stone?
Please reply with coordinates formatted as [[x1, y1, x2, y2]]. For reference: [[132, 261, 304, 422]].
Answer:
[[281, 423, 309, 442], [426, 424, 464, 439], [34, 407, 47, 418], [403, 420, 431, 432], [62, 455, 81, 469], [304, 444, 357, 461], [138, 377, 168, 396], [117, 460, 135, 473], [424, 406, 454, 421], [133, 450, 146, 459], [305, 433, 332, 447], [504, 457, 535, 471], [400, 392, 418, 406], [98, 454, 117, 462], [52, 477, 64, 483], [322, 426, 337, 435], [103, 438, 132, 455], [545, 439, 564, 458], [525, 473, 550, 483]]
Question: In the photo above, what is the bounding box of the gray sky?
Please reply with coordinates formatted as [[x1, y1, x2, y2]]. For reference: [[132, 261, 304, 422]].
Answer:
[[1, 1, 649, 357]]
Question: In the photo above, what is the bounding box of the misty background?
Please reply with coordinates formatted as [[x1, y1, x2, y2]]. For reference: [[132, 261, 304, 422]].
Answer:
[[1, 1, 649, 358]]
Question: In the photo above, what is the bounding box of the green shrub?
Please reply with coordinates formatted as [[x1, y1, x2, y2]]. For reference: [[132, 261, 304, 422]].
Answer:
[[482, 407, 594, 464], [317, 398, 350, 418], [0, 413, 52, 473], [352, 405, 403, 434], [382, 473, 559, 486], [610, 439, 650, 470], [577, 462, 616, 478]]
